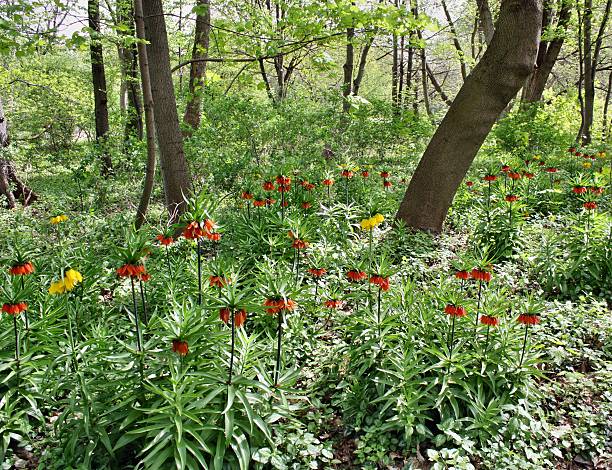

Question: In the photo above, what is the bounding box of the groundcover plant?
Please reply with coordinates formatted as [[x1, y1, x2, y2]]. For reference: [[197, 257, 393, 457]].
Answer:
[[1, 0, 611, 469]]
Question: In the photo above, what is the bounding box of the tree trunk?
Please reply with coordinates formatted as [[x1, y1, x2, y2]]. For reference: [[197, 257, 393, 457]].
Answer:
[[396, 0, 542, 233], [521, 2, 571, 103], [142, 0, 192, 219], [441, 0, 468, 80], [0, 96, 8, 148], [603, 71, 612, 140], [117, 2, 143, 143], [476, 0, 495, 45], [352, 38, 373, 96], [582, 0, 594, 145], [426, 62, 453, 106], [342, 26, 355, 113], [183, 0, 210, 136], [134, 0, 157, 228], [88, 0, 112, 175]]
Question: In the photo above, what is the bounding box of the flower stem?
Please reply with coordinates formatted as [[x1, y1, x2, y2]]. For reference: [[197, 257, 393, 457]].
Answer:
[[228, 308, 235, 385], [130, 277, 142, 352], [475, 281, 482, 332], [13, 315, 19, 363], [274, 310, 283, 387], [519, 324, 529, 367], [165, 245, 172, 277], [377, 287, 382, 341], [139, 280, 148, 326], [197, 238, 202, 306]]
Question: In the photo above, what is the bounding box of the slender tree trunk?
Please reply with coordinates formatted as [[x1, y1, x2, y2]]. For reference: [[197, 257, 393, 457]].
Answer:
[[88, 0, 112, 175], [142, 0, 191, 219], [426, 62, 453, 106], [0, 96, 8, 148], [353, 38, 373, 96], [521, 2, 571, 104], [117, 2, 143, 142], [441, 0, 468, 80], [577, 6, 585, 142], [392, 25, 399, 108], [420, 44, 431, 117], [342, 26, 355, 112], [404, 35, 414, 109], [582, 0, 594, 145], [134, 0, 157, 228], [603, 71, 612, 140], [476, 0, 495, 45], [396, 0, 542, 232], [183, 0, 211, 136], [258, 58, 275, 103]]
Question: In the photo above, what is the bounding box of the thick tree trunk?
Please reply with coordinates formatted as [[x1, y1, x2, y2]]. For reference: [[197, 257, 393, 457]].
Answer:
[[134, 0, 157, 228], [342, 26, 355, 113], [396, 0, 542, 233], [142, 0, 191, 219], [88, 0, 112, 175], [521, 2, 571, 103], [183, 0, 210, 136]]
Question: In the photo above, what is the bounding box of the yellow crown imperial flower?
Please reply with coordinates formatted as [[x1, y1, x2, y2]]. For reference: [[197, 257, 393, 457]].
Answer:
[[583, 162, 592, 169], [50, 215, 69, 224], [49, 269, 83, 294]]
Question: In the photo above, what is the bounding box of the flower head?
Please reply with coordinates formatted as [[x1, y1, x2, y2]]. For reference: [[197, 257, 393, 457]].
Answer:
[[583, 201, 597, 210], [9, 262, 35, 276], [483, 175, 497, 182], [172, 339, 189, 356], [50, 214, 69, 225], [2, 302, 27, 315], [505, 194, 519, 202], [471, 268, 492, 283], [324, 299, 343, 309], [49, 269, 83, 294], [444, 304, 466, 317], [347, 269, 367, 283], [454, 270, 471, 281], [322, 178, 334, 186], [307, 268, 327, 278], [263, 181, 275, 191], [264, 298, 297, 315], [480, 315, 499, 326], [369, 275, 390, 291], [117, 263, 146, 278], [156, 234, 174, 246], [517, 314, 539, 325]]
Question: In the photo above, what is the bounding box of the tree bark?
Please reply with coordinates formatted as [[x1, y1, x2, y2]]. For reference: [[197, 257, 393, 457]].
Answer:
[[183, 0, 210, 136], [342, 26, 355, 112], [88, 0, 112, 175], [396, 0, 542, 233], [142, 0, 191, 219], [521, 1, 571, 103], [134, 0, 157, 228]]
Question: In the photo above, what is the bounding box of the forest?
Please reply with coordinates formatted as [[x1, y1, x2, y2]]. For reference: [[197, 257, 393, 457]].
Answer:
[[0, 0, 611, 468]]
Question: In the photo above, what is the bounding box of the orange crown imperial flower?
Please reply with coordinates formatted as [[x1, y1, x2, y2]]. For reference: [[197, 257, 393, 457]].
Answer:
[[172, 339, 189, 356], [2, 302, 28, 315], [292, 239, 308, 250], [307, 268, 327, 278], [117, 264, 146, 278], [9, 262, 35, 276], [518, 314, 540, 325], [324, 299, 343, 309], [156, 234, 174, 246], [369, 275, 390, 291], [347, 270, 367, 282], [480, 315, 499, 326]]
